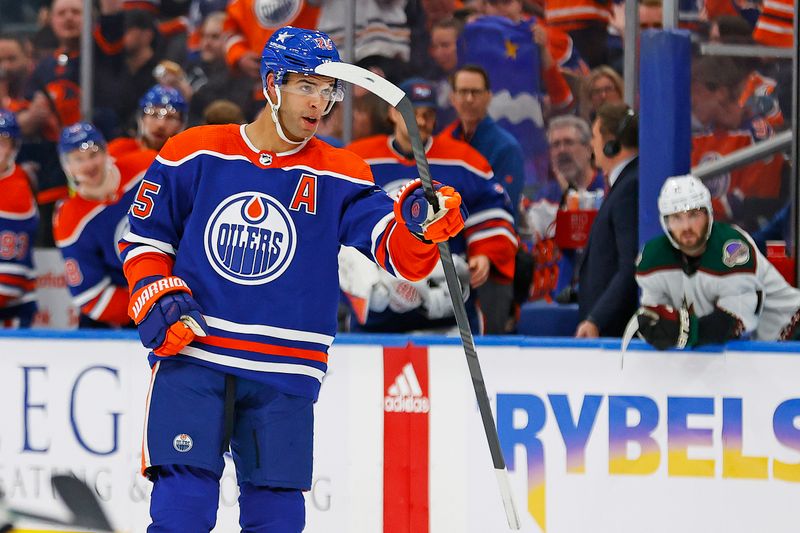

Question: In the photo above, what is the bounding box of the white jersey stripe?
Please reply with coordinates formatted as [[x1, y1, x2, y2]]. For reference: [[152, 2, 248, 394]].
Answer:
[[0, 204, 38, 220], [0, 284, 23, 297], [427, 158, 494, 180], [156, 151, 251, 167], [142, 361, 161, 470], [464, 208, 515, 228], [465, 227, 518, 247], [88, 286, 116, 320], [180, 345, 326, 381], [122, 244, 170, 265], [370, 212, 395, 262], [73, 276, 112, 307], [281, 164, 375, 186], [122, 231, 176, 255], [204, 315, 335, 346], [0, 263, 34, 276]]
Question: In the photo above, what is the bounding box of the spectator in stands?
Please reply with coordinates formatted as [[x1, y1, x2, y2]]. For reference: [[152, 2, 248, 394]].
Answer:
[[0, 34, 33, 112], [586, 66, 623, 121], [109, 84, 186, 158], [518, 115, 603, 302], [115, 9, 162, 129], [223, 0, 320, 79], [16, 0, 124, 247], [52, 122, 155, 328], [428, 18, 461, 131], [318, 0, 412, 64], [352, 92, 391, 140], [542, 0, 611, 68], [184, 11, 227, 94], [442, 65, 526, 218], [0, 109, 38, 328], [188, 13, 261, 126], [690, 55, 784, 231], [635, 175, 800, 349], [575, 103, 639, 337], [346, 78, 517, 334], [202, 99, 245, 125], [638, 0, 663, 29]]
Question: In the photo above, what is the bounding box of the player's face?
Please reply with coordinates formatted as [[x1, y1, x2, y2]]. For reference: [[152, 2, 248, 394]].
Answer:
[[450, 71, 490, 125], [391, 106, 436, 145], [278, 74, 338, 141], [65, 146, 107, 189], [667, 208, 709, 256], [141, 107, 183, 150], [0, 137, 14, 171]]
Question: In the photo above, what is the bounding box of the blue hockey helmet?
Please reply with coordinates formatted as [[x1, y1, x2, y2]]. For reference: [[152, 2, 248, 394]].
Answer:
[[139, 84, 187, 117], [58, 121, 107, 156], [0, 108, 20, 141], [260, 26, 344, 103]]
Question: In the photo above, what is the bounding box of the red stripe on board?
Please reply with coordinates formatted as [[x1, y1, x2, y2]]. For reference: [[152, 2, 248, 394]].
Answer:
[[383, 343, 429, 533]]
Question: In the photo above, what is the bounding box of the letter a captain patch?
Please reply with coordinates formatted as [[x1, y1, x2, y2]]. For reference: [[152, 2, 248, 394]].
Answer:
[[290, 174, 317, 214]]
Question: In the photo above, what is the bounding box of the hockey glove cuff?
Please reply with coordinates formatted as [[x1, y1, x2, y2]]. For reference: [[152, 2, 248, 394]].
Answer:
[[636, 304, 698, 350], [394, 178, 468, 243], [129, 276, 208, 356]]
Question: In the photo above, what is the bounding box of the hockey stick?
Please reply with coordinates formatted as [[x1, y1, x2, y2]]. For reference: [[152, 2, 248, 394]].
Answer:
[[316, 62, 521, 530], [5, 475, 114, 532]]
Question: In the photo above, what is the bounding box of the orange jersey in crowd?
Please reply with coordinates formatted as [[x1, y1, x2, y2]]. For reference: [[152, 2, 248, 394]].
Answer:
[[544, 0, 612, 30], [224, 0, 320, 68], [52, 149, 156, 326], [692, 125, 783, 220], [752, 0, 794, 47]]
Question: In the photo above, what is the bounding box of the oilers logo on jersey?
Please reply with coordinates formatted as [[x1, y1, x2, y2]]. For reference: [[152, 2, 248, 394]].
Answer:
[[204, 192, 297, 285], [253, 0, 302, 28]]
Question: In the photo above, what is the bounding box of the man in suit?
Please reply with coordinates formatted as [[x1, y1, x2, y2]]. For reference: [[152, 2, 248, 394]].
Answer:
[[575, 103, 639, 337]]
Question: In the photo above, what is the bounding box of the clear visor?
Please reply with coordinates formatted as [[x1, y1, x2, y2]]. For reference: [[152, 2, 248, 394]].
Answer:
[[279, 80, 344, 102], [142, 104, 183, 120]]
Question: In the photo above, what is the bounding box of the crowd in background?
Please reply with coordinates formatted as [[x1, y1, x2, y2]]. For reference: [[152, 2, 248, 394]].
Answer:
[[0, 0, 795, 337]]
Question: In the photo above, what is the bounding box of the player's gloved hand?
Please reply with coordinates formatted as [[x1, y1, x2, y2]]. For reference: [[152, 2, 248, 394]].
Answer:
[[128, 276, 208, 356], [394, 178, 468, 243], [636, 304, 697, 350]]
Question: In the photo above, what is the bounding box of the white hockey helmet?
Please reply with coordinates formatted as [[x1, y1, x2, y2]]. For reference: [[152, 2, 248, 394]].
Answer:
[[657, 174, 713, 249]]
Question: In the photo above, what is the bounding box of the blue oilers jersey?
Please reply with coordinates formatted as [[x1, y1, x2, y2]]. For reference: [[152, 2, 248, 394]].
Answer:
[[347, 133, 518, 281], [0, 164, 39, 320], [53, 150, 154, 325], [120, 124, 438, 400]]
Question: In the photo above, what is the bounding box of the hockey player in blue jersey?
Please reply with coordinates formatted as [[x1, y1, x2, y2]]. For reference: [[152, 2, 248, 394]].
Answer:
[[0, 109, 39, 328], [119, 27, 467, 532], [53, 122, 156, 328]]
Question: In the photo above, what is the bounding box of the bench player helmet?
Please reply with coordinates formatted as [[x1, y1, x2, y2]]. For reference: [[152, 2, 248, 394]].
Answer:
[[58, 121, 111, 193], [0, 108, 20, 141], [139, 84, 187, 119], [657, 174, 714, 249], [260, 26, 344, 144]]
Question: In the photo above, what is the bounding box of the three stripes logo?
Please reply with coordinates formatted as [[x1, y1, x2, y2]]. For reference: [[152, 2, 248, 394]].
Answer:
[[384, 362, 430, 413]]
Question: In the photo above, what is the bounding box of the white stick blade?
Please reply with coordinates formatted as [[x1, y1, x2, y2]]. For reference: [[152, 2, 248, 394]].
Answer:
[[315, 62, 405, 107], [495, 468, 521, 530]]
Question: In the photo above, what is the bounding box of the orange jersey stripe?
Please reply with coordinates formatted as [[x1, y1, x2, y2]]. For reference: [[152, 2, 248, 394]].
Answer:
[[196, 335, 329, 364]]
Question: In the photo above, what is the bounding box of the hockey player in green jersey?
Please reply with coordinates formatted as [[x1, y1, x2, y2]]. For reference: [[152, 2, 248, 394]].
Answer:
[[634, 174, 800, 349]]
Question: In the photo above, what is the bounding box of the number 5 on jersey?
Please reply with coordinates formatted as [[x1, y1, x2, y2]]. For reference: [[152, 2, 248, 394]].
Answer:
[[131, 180, 161, 220]]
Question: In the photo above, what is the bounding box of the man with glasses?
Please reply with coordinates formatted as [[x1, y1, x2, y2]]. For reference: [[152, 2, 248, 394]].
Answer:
[[443, 64, 525, 218]]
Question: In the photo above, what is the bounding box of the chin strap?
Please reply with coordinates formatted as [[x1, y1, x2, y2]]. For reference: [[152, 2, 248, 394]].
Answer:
[[263, 86, 308, 146]]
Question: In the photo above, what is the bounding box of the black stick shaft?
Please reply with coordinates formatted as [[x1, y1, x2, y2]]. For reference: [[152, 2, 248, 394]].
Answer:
[[397, 98, 507, 471]]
